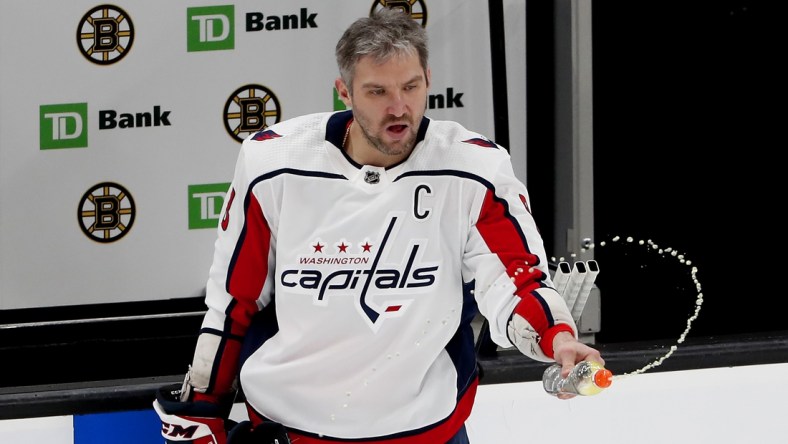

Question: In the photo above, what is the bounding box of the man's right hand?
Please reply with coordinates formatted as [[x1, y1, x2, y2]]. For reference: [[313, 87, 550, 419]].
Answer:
[[153, 384, 229, 444]]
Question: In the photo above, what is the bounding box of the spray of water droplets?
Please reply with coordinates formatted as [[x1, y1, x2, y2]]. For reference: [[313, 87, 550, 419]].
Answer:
[[553, 235, 704, 379]]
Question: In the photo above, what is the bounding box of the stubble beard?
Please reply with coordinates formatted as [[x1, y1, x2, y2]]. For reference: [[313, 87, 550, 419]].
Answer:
[[355, 114, 418, 158]]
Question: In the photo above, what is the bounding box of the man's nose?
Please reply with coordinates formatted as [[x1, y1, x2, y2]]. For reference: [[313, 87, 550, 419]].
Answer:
[[386, 91, 407, 117]]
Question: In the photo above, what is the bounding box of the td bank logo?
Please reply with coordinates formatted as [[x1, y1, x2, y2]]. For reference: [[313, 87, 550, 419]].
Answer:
[[40, 103, 88, 149], [187, 5, 235, 52], [189, 183, 231, 229]]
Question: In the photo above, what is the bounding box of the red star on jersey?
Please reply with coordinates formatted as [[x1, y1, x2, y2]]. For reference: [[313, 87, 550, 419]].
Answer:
[[361, 242, 372, 252], [338, 242, 349, 253], [313, 242, 324, 253]]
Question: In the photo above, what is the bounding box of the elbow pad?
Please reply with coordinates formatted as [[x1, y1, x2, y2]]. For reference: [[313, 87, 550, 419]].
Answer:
[[506, 287, 577, 362], [507, 313, 552, 362]]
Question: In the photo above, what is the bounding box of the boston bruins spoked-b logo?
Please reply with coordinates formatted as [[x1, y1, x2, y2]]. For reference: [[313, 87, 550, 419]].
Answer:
[[76, 4, 135, 65], [78, 182, 136, 243], [224, 84, 282, 143], [371, 0, 428, 27]]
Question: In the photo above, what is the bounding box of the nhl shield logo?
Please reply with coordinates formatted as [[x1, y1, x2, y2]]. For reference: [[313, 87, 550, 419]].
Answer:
[[364, 171, 381, 184]]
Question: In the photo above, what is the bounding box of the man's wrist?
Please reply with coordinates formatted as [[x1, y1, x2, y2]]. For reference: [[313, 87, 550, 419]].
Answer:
[[539, 324, 575, 358]]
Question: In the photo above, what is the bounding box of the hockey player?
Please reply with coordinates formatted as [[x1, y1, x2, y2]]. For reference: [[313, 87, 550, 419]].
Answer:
[[154, 7, 604, 444]]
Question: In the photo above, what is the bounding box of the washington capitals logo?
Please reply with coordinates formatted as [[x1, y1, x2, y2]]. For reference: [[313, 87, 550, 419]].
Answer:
[[280, 216, 440, 331], [462, 137, 496, 148], [252, 129, 281, 141]]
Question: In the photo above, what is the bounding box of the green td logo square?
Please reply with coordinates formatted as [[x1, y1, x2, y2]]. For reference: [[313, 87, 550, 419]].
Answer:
[[187, 5, 235, 52], [40, 103, 88, 149], [188, 183, 231, 229]]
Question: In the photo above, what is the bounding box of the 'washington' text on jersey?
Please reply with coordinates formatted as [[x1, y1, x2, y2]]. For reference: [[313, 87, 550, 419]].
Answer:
[[280, 217, 439, 330]]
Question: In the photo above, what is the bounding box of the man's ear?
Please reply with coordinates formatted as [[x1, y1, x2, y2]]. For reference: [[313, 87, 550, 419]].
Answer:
[[425, 67, 431, 89], [335, 77, 352, 108]]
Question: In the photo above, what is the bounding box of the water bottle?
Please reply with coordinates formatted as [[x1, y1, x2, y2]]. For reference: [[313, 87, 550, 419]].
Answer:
[[542, 360, 613, 396]]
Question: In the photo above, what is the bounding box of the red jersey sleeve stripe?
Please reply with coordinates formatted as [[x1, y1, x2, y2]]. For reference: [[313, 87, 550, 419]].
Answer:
[[475, 189, 546, 287], [197, 335, 243, 399], [226, 192, 270, 322], [477, 189, 558, 331], [512, 290, 550, 333]]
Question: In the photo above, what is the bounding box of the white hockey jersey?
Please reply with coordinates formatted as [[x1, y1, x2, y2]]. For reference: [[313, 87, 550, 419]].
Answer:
[[186, 110, 576, 443]]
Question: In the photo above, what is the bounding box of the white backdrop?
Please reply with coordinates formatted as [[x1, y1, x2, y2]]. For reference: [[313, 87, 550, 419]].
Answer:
[[0, 0, 508, 310]]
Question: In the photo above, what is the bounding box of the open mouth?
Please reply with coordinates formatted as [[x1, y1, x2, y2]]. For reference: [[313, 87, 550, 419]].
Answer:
[[386, 124, 409, 138]]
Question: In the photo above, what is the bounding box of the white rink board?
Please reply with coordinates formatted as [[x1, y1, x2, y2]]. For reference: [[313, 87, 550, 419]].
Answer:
[[467, 363, 785, 443], [1, 364, 784, 443], [0, 416, 73, 442]]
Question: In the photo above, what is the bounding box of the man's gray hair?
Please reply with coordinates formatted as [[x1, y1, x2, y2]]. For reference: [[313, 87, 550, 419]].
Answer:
[[335, 8, 429, 93]]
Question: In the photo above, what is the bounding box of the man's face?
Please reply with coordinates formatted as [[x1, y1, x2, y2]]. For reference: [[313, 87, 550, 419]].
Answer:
[[343, 53, 430, 161]]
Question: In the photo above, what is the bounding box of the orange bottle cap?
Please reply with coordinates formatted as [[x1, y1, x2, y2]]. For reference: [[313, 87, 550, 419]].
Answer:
[[594, 368, 613, 388]]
